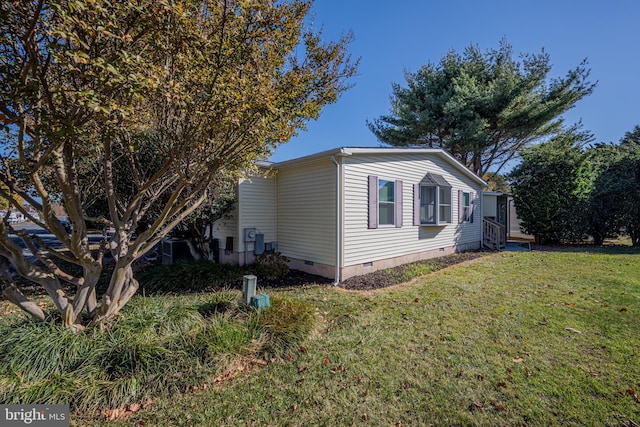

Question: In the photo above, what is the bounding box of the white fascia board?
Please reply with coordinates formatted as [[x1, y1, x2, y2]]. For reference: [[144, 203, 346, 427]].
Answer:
[[272, 146, 488, 188]]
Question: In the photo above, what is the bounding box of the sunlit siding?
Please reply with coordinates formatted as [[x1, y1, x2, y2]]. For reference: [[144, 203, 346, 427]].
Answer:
[[275, 159, 336, 265], [211, 202, 239, 251], [483, 194, 498, 218], [238, 175, 276, 251], [342, 154, 483, 267]]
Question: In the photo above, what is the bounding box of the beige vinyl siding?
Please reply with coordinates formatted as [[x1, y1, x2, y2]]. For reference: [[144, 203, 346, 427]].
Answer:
[[211, 204, 239, 251], [483, 194, 498, 218], [276, 159, 335, 265], [237, 175, 276, 252], [342, 153, 482, 267]]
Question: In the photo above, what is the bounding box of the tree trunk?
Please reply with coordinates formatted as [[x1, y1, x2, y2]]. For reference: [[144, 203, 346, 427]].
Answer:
[[1, 280, 46, 321], [90, 263, 139, 327]]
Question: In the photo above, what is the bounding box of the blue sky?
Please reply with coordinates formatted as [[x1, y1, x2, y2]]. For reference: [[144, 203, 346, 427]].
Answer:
[[269, 0, 640, 168]]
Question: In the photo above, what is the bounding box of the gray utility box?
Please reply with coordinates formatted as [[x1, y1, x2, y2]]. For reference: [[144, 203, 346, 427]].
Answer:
[[244, 228, 257, 242], [242, 275, 257, 305]]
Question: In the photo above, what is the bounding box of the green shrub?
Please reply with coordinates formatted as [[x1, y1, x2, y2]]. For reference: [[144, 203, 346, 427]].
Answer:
[[138, 259, 245, 293], [250, 251, 290, 279]]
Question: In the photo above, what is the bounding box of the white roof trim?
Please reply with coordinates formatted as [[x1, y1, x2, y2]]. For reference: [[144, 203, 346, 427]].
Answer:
[[272, 147, 488, 187]]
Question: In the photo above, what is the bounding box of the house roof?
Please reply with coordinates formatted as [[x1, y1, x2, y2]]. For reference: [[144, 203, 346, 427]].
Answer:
[[271, 147, 488, 187], [420, 172, 451, 187]]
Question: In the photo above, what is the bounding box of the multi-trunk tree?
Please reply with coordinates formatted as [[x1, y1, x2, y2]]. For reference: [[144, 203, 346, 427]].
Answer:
[[368, 39, 595, 176], [0, 0, 356, 329]]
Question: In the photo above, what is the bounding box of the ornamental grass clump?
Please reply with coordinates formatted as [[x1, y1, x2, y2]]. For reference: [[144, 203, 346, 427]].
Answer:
[[0, 292, 315, 411]]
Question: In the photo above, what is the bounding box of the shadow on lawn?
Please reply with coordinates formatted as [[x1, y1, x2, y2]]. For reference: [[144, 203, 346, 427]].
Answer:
[[531, 243, 640, 254]]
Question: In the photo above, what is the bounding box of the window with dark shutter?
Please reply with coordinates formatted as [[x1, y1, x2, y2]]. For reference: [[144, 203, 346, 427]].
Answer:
[[368, 176, 403, 228]]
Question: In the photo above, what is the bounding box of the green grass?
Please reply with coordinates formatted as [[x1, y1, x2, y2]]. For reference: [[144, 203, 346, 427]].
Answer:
[[82, 247, 639, 426], [0, 292, 315, 413], [2, 247, 639, 426]]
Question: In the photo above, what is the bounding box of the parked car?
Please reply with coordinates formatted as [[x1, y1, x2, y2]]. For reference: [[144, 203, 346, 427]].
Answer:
[[7, 212, 19, 224], [60, 219, 72, 234]]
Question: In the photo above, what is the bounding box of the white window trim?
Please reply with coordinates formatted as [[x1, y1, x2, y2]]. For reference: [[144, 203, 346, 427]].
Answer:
[[462, 191, 471, 223], [420, 184, 452, 225], [378, 178, 395, 226]]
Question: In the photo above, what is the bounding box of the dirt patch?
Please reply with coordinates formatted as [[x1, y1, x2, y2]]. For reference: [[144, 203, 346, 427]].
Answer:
[[230, 269, 333, 290], [338, 250, 491, 291]]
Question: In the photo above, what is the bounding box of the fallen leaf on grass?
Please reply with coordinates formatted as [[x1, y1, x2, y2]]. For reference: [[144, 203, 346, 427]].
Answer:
[[512, 357, 524, 363], [101, 398, 153, 421], [470, 402, 484, 412], [127, 403, 141, 413], [620, 307, 628, 312], [102, 408, 129, 421], [494, 403, 505, 411], [330, 364, 346, 374], [497, 381, 507, 388], [564, 327, 582, 334]]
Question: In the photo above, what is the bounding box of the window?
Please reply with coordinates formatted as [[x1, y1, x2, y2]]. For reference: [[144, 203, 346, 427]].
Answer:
[[461, 191, 471, 222], [413, 173, 452, 225], [439, 187, 452, 223], [457, 190, 475, 224], [368, 176, 403, 229], [420, 186, 436, 223], [378, 179, 395, 226]]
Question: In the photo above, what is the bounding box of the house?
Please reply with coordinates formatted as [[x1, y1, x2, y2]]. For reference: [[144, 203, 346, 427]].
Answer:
[[211, 147, 489, 283]]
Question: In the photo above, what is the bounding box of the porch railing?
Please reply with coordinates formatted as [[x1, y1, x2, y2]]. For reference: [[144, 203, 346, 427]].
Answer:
[[483, 218, 506, 250]]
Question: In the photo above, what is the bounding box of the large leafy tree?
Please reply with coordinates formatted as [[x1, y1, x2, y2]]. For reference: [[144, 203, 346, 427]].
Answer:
[[586, 128, 640, 246], [583, 142, 625, 245], [368, 39, 595, 176], [509, 131, 589, 244], [0, 0, 356, 328]]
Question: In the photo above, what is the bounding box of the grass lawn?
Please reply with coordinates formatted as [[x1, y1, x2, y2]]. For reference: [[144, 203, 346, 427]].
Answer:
[[74, 247, 639, 426], [2, 247, 639, 426]]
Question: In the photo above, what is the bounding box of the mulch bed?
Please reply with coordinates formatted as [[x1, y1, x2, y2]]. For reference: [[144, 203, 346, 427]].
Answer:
[[337, 250, 490, 291], [219, 251, 492, 292]]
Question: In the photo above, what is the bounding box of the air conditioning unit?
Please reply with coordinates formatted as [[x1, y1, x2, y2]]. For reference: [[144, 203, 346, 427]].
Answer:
[[162, 239, 193, 264]]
